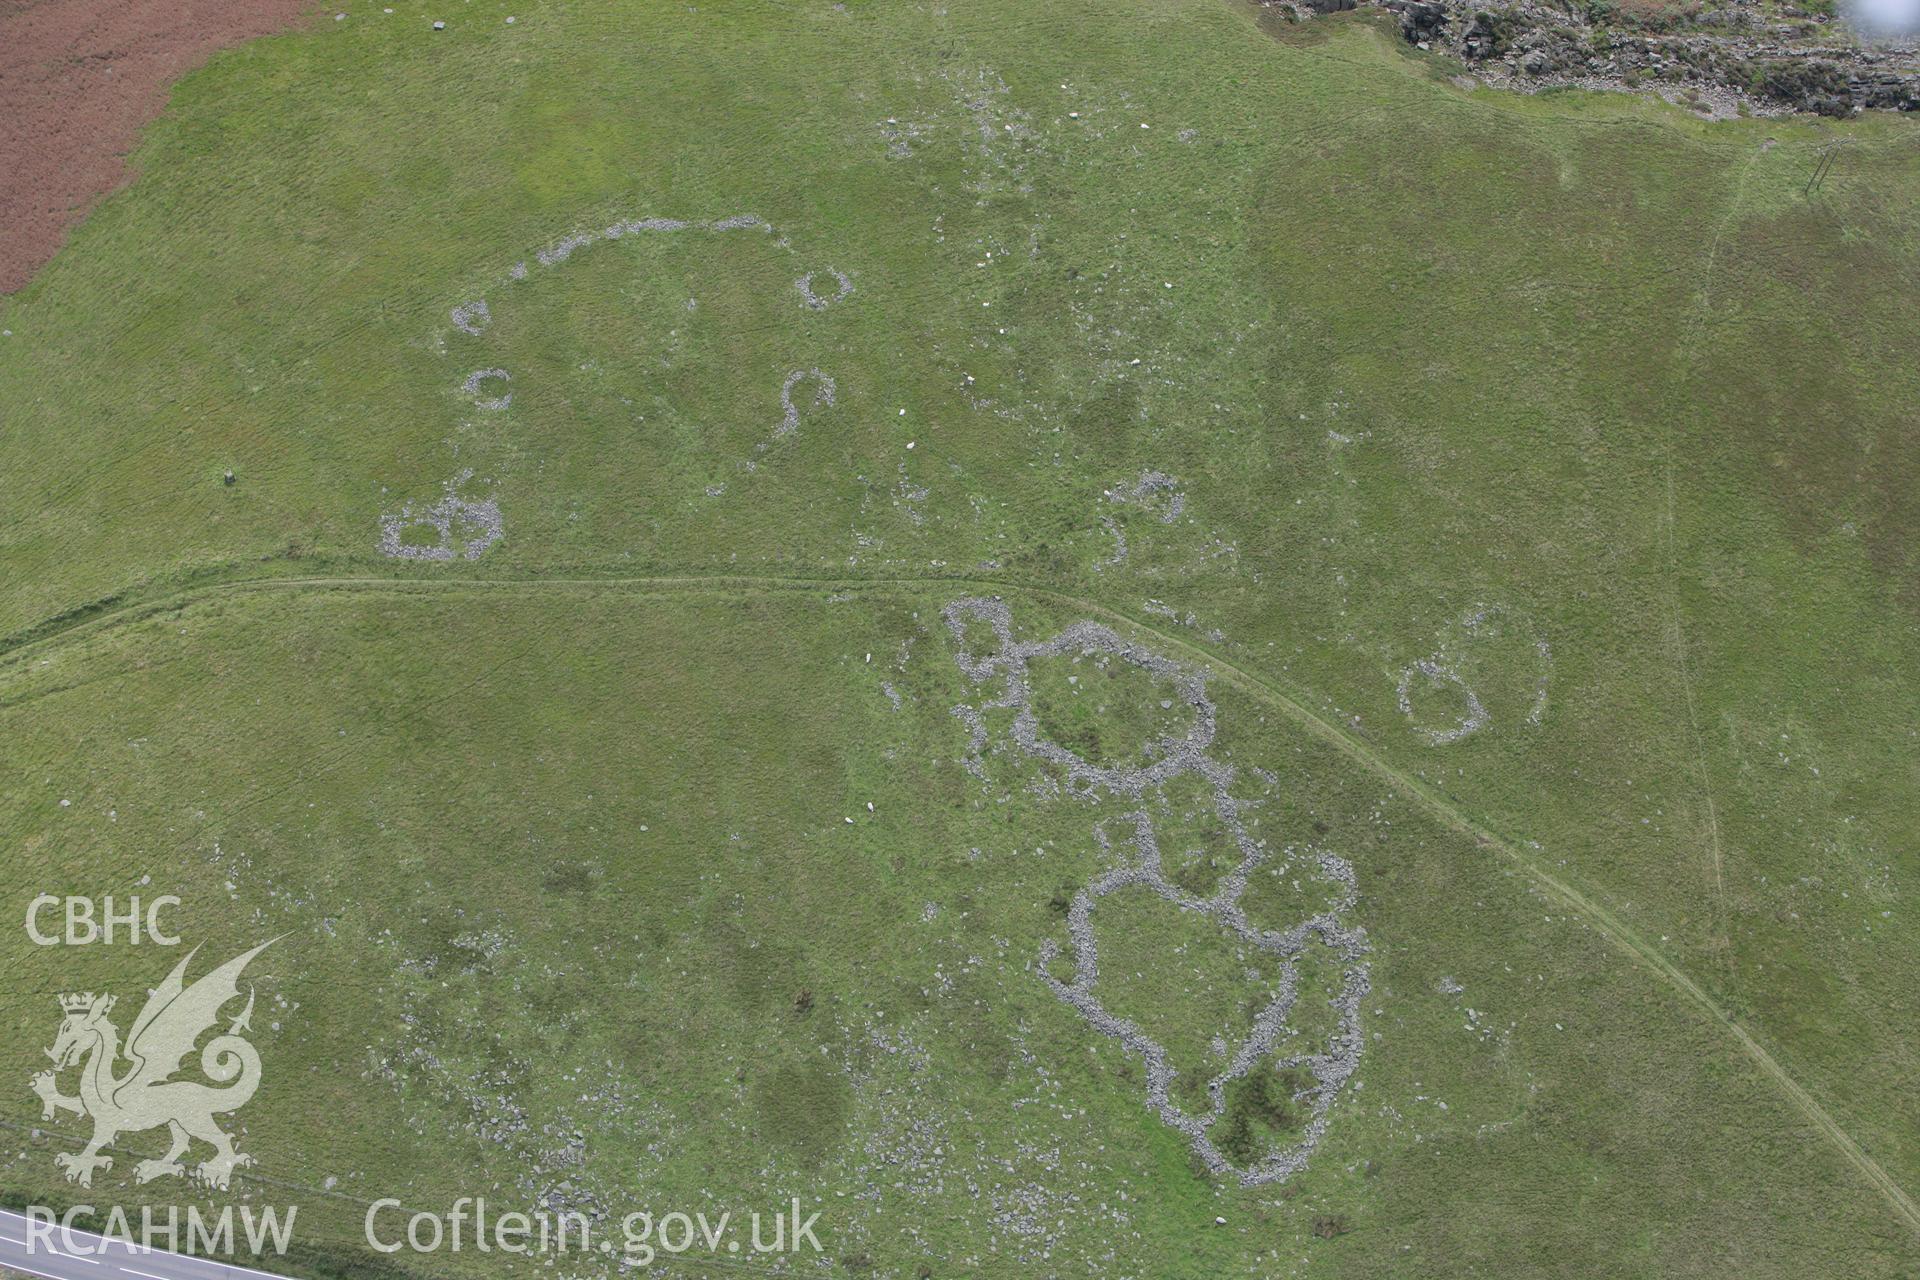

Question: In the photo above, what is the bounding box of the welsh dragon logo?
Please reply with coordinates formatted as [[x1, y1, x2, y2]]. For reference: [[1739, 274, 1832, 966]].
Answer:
[[30, 941, 274, 1190]]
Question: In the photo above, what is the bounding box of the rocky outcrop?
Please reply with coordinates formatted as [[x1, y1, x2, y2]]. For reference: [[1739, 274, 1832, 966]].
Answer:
[[1275, 0, 1920, 118]]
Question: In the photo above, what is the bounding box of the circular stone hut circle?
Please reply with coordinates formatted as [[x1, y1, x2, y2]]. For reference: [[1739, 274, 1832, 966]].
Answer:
[[795, 267, 854, 310], [461, 367, 512, 411]]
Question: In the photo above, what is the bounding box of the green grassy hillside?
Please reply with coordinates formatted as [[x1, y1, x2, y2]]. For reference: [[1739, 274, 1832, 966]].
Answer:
[[1, 2, 1916, 1276]]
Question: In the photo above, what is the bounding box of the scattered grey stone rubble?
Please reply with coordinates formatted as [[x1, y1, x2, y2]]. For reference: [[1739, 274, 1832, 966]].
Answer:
[[1107, 470, 1186, 523], [1396, 658, 1489, 745], [450, 299, 491, 335], [1099, 515, 1128, 568], [531, 213, 774, 269], [609, 217, 691, 235], [536, 232, 597, 267], [944, 597, 1371, 1186], [371, 926, 668, 1235], [461, 367, 512, 411], [877, 115, 931, 158], [796, 267, 855, 310], [950, 704, 990, 779], [1528, 635, 1552, 725], [894, 464, 930, 525], [774, 368, 837, 438], [378, 470, 504, 561]]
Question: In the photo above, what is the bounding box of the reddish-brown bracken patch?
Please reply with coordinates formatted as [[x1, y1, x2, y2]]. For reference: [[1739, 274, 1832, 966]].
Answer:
[[0, 0, 314, 294]]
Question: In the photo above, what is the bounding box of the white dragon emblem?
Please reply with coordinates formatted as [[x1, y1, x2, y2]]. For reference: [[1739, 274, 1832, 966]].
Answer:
[[29, 941, 274, 1190]]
